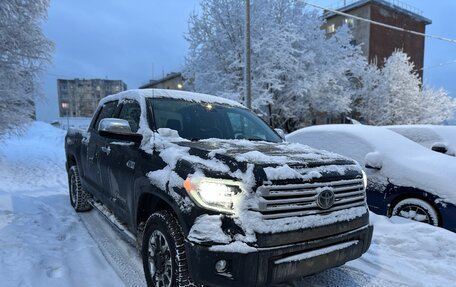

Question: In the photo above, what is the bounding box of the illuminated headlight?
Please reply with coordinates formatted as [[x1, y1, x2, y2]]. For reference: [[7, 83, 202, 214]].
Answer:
[[362, 170, 368, 190], [184, 177, 242, 214]]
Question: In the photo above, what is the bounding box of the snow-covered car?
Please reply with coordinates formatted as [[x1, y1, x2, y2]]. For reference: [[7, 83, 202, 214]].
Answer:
[[287, 125, 456, 232], [65, 90, 373, 287], [387, 125, 456, 156]]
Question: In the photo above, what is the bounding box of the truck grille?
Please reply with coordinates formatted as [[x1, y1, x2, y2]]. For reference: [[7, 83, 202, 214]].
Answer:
[[256, 178, 365, 219]]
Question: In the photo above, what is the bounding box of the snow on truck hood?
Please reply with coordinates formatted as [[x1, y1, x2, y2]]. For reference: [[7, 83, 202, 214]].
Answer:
[[287, 125, 456, 205]]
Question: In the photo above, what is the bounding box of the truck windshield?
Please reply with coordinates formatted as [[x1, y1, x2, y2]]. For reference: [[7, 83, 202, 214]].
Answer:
[[148, 98, 282, 142]]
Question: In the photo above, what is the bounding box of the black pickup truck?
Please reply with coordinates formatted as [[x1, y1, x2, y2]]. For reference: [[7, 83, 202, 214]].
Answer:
[[65, 89, 373, 287]]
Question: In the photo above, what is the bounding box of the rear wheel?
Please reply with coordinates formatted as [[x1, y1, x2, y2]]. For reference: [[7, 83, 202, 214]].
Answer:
[[392, 198, 439, 226], [141, 210, 199, 287], [69, 165, 93, 212]]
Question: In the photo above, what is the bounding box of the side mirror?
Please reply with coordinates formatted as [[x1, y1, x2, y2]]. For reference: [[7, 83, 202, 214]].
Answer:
[[431, 142, 448, 154], [275, 128, 286, 140], [98, 118, 143, 143], [364, 152, 382, 170]]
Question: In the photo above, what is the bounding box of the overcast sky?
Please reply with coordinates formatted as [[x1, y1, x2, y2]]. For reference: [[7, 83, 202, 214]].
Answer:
[[36, 0, 456, 122]]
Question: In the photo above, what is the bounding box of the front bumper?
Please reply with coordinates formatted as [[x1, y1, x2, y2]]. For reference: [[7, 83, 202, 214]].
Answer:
[[186, 224, 373, 287]]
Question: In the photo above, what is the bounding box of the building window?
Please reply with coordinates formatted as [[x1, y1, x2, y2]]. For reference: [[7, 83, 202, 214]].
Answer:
[[326, 24, 336, 34], [344, 18, 355, 28]]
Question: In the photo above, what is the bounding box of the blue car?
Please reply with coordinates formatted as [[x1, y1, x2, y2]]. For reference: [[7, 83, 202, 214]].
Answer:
[[287, 124, 456, 232]]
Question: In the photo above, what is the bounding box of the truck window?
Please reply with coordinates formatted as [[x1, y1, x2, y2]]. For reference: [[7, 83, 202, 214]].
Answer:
[[148, 98, 281, 142], [118, 100, 141, 133], [93, 101, 118, 131]]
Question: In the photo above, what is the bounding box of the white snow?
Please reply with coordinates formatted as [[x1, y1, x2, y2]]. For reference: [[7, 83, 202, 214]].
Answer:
[[287, 124, 456, 205], [1, 121, 456, 287], [99, 88, 245, 109], [188, 214, 231, 244], [387, 125, 456, 156]]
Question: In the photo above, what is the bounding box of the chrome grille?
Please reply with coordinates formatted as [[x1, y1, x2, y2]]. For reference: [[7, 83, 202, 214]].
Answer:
[[256, 178, 366, 219]]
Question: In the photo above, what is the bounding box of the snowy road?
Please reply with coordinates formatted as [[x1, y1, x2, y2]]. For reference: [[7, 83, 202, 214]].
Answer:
[[1, 122, 456, 287]]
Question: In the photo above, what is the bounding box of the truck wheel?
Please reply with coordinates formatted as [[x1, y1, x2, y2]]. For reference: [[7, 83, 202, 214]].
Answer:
[[142, 211, 200, 287], [69, 165, 93, 212], [392, 198, 439, 226]]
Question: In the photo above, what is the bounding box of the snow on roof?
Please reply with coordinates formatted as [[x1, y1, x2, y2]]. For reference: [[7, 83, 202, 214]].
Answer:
[[99, 89, 245, 108], [287, 125, 456, 204], [387, 125, 456, 156]]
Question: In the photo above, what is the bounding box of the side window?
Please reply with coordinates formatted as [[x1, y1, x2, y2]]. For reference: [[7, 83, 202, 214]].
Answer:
[[118, 100, 141, 133], [94, 101, 118, 131]]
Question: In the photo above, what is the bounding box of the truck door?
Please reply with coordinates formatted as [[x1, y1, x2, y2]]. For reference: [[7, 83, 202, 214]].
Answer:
[[82, 100, 118, 203], [99, 100, 142, 222]]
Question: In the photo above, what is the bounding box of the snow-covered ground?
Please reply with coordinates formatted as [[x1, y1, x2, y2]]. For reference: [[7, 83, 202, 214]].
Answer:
[[1, 122, 455, 287]]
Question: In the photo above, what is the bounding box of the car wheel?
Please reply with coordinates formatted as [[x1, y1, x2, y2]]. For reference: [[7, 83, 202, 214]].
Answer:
[[69, 165, 93, 212], [141, 210, 200, 287], [392, 198, 439, 226]]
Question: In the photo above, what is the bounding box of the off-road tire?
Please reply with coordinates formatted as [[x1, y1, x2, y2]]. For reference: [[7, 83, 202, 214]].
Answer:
[[141, 210, 200, 287], [69, 165, 93, 212], [392, 198, 439, 227]]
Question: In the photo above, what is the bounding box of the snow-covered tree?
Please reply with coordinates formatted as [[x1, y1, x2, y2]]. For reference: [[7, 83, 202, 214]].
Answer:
[[0, 0, 53, 134], [184, 0, 365, 131], [355, 51, 456, 125]]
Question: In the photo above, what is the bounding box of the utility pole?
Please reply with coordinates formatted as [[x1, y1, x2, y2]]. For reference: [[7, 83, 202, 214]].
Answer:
[[244, 0, 252, 109]]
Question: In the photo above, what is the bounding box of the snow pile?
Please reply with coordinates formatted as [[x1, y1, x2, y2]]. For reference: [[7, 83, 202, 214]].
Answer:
[[347, 212, 456, 287], [0, 121, 67, 193], [287, 125, 456, 205], [0, 122, 124, 287]]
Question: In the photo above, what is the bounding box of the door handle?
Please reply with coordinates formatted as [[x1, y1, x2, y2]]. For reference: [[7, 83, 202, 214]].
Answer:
[[101, 146, 111, 155]]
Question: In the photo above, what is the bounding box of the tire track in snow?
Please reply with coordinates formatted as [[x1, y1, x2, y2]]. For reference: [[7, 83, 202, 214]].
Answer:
[[79, 211, 146, 287]]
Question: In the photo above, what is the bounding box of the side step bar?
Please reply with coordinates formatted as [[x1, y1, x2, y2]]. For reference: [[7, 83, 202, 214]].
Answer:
[[89, 199, 136, 247]]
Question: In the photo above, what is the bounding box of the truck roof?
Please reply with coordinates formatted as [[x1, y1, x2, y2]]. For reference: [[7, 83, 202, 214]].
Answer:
[[99, 89, 246, 108]]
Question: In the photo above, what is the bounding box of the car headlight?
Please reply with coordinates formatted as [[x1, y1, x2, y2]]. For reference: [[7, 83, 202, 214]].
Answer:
[[183, 177, 243, 214], [362, 170, 368, 190]]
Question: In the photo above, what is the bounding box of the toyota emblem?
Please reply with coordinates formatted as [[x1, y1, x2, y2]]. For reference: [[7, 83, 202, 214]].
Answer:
[[317, 189, 335, 210]]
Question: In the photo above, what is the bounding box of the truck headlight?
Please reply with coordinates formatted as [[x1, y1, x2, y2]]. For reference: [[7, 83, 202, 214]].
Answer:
[[184, 177, 242, 214]]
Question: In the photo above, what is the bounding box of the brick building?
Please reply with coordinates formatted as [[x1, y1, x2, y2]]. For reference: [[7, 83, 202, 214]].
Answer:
[[323, 0, 432, 79], [58, 79, 127, 117]]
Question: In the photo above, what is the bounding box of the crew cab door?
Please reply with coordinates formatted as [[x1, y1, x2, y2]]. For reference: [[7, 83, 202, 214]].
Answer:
[[100, 100, 142, 222], [81, 100, 118, 202]]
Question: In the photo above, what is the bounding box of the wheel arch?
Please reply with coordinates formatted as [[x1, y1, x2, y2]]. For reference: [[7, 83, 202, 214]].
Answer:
[[135, 188, 190, 236]]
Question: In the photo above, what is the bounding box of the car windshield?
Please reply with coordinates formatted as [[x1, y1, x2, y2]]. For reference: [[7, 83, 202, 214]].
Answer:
[[148, 98, 282, 142]]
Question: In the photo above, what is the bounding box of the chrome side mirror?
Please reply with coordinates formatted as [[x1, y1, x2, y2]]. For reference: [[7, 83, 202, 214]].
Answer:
[[99, 118, 132, 134], [98, 118, 142, 143]]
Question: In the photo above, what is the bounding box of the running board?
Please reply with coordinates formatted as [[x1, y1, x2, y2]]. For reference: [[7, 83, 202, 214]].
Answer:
[[89, 199, 136, 247]]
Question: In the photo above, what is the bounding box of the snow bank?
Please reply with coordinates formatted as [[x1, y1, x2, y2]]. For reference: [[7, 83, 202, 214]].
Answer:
[[0, 121, 124, 287], [287, 125, 456, 205], [347, 212, 456, 287]]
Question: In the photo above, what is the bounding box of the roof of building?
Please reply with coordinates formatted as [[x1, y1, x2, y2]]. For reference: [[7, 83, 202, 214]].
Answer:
[[324, 0, 432, 25], [139, 72, 182, 89]]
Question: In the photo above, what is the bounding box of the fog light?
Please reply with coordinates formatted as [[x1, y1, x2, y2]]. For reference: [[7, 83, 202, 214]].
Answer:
[[215, 260, 227, 273]]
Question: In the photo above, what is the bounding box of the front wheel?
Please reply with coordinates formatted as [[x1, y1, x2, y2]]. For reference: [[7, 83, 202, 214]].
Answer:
[[141, 211, 199, 287], [392, 198, 439, 226]]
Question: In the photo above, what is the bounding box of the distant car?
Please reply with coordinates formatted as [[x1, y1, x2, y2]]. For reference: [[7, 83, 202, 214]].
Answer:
[[386, 125, 456, 157], [287, 125, 456, 232]]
